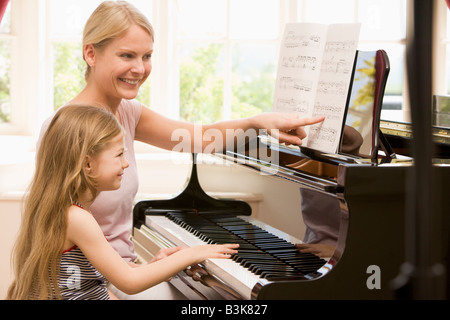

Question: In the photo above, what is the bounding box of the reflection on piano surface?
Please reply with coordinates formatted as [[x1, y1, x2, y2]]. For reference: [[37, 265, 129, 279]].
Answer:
[[132, 49, 450, 299]]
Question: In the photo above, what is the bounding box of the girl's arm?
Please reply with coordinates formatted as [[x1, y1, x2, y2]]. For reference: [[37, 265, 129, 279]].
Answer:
[[66, 206, 238, 295]]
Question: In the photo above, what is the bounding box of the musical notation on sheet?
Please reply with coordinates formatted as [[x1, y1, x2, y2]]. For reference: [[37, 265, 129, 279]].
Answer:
[[321, 56, 353, 74], [282, 55, 317, 71], [279, 77, 313, 92], [284, 31, 321, 49], [325, 40, 358, 53], [275, 98, 310, 113], [306, 125, 339, 152], [316, 80, 347, 96], [273, 23, 361, 153]]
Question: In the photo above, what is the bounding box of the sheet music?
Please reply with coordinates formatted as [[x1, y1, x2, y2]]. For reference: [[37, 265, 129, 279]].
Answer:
[[273, 23, 361, 153]]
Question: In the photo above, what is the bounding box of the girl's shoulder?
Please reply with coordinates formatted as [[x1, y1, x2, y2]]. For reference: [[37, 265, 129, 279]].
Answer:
[[66, 204, 108, 254], [66, 205, 98, 237], [63, 205, 96, 253]]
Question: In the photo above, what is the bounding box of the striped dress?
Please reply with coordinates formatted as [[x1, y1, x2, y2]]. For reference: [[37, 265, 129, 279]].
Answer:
[[58, 246, 110, 300]]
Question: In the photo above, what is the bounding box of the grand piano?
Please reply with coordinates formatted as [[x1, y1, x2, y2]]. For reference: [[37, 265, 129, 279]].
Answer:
[[132, 48, 450, 300]]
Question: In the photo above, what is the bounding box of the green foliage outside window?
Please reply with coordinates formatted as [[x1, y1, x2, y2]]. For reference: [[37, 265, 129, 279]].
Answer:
[[179, 44, 224, 123], [231, 62, 275, 119], [179, 43, 275, 123], [53, 42, 85, 109], [53, 42, 275, 122]]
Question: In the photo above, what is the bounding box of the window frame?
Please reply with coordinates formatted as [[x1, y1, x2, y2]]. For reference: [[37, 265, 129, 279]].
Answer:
[[0, 0, 52, 136], [433, 0, 448, 96]]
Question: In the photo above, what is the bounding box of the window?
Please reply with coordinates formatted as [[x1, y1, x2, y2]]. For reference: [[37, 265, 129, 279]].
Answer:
[[177, 0, 279, 123], [0, 0, 447, 138], [298, 0, 407, 122], [49, 0, 98, 110], [0, 1, 11, 125]]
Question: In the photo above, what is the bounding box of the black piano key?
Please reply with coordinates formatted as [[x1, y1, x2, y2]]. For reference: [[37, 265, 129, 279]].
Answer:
[[232, 253, 274, 263], [248, 263, 297, 273], [164, 212, 326, 278], [277, 255, 325, 265], [254, 243, 297, 250], [263, 273, 306, 281], [260, 269, 302, 276]]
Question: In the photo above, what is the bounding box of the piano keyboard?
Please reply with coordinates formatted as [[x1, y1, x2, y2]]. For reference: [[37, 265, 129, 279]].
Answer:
[[144, 211, 326, 299]]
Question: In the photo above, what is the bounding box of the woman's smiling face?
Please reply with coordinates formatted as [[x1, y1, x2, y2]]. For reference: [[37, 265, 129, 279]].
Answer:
[[86, 24, 154, 101]]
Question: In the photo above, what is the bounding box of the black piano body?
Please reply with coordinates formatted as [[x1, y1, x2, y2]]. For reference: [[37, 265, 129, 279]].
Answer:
[[132, 143, 450, 299]]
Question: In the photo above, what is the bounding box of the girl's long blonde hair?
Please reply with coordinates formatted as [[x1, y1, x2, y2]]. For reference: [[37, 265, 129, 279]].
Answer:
[[7, 105, 122, 300], [82, 0, 154, 81]]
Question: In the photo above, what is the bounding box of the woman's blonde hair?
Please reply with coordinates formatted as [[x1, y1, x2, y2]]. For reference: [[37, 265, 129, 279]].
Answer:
[[82, 0, 154, 81], [6, 105, 122, 300]]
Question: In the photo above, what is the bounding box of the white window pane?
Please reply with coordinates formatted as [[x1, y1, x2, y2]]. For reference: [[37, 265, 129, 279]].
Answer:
[[53, 41, 85, 109], [0, 39, 10, 123], [50, 0, 100, 37], [178, 0, 227, 39], [179, 43, 225, 123], [301, 0, 355, 24], [0, 2, 11, 123], [232, 43, 277, 117], [230, 0, 279, 39], [358, 0, 406, 41]]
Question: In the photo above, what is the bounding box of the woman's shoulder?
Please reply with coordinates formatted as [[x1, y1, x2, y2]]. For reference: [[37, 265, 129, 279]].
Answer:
[[118, 99, 144, 129], [119, 99, 144, 115]]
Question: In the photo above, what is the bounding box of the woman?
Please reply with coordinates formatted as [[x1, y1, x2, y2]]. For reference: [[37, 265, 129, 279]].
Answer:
[[37, 1, 324, 299]]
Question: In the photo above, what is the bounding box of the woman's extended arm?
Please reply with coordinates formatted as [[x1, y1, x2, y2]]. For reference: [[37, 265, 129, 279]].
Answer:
[[135, 106, 325, 152]]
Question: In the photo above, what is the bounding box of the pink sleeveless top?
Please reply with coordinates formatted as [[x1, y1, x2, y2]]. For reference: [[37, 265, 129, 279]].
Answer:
[[37, 99, 142, 262]]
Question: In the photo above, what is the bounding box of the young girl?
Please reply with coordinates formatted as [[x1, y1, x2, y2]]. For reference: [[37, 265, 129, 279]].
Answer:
[[7, 105, 238, 300]]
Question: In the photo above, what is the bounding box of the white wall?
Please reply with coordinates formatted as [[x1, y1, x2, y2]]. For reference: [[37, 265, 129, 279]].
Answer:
[[0, 194, 24, 300]]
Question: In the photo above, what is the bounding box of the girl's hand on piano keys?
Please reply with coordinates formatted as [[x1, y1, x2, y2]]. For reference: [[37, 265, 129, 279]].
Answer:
[[190, 243, 239, 263]]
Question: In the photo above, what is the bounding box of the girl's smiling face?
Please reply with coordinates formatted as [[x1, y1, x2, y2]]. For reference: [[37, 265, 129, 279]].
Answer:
[[87, 133, 129, 192]]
